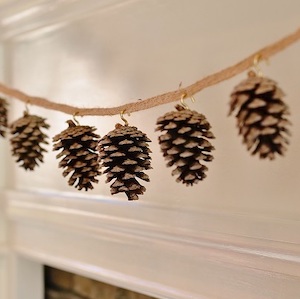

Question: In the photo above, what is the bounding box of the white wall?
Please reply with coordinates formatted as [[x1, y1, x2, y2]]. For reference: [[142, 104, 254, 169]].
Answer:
[[2, 0, 300, 216], [0, 1, 300, 299]]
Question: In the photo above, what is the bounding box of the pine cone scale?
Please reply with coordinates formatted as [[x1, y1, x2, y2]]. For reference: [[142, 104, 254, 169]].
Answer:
[[10, 112, 50, 170], [53, 120, 101, 191], [0, 98, 8, 137], [230, 73, 291, 159], [98, 124, 152, 200], [156, 104, 215, 186]]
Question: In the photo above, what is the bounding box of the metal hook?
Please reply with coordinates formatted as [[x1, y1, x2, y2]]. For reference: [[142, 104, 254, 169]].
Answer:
[[120, 109, 129, 126], [190, 95, 196, 104], [180, 93, 196, 110], [253, 54, 264, 77], [73, 112, 80, 125], [178, 82, 196, 109], [180, 93, 189, 109], [25, 100, 30, 114]]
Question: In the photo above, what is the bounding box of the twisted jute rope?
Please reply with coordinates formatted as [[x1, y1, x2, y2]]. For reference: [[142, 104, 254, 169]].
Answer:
[[0, 27, 299, 117]]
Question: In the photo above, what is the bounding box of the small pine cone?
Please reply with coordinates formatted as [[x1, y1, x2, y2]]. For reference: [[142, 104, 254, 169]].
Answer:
[[53, 120, 101, 191], [0, 98, 8, 138], [98, 124, 152, 200], [156, 105, 215, 186], [10, 111, 50, 170], [229, 71, 291, 160]]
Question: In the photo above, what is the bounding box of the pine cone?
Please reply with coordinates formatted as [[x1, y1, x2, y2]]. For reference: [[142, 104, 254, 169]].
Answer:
[[98, 124, 152, 200], [53, 120, 101, 191], [10, 111, 50, 170], [156, 105, 215, 186], [0, 97, 8, 138], [229, 71, 291, 160]]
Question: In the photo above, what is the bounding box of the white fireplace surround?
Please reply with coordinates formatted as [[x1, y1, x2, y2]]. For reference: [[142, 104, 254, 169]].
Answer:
[[2, 189, 300, 299], [0, 1, 300, 299]]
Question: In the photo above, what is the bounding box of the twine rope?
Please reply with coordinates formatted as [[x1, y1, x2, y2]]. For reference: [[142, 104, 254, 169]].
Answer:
[[0, 27, 299, 117]]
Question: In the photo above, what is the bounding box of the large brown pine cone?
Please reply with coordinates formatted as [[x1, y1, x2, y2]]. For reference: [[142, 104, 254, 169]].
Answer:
[[156, 105, 215, 186], [10, 111, 50, 170], [229, 72, 291, 160], [53, 120, 101, 191], [98, 124, 152, 200], [0, 98, 8, 138]]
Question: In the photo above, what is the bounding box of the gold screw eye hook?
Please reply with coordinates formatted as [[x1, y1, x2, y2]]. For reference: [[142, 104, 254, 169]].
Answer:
[[253, 54, 263, 77], [178, 82, 195, 109], [120, 109, 129, 126], [25, 100, 30, 114], [180, 93, 195, 110], [180, 93, 189, 109], [73, 112, 80, 125]]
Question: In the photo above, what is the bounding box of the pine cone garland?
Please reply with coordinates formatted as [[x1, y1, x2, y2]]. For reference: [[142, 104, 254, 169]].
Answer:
[[10, 111, 50, 170], [98, 124, 152, 200], [229, 71, 291, 160], [53, 120, 101, 191], [0, 98, 8, 138], [156, 105, 215, 186]]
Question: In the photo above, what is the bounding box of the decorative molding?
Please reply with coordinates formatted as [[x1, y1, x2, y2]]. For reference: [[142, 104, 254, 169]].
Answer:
[[5, 189, 300, 299]]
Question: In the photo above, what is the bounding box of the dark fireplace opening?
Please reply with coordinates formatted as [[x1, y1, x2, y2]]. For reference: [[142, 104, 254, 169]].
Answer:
[[44, 266, 158, 299]]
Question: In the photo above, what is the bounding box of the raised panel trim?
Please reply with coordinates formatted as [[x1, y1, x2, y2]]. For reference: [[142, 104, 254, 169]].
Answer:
[[5, 189, 300, 299]]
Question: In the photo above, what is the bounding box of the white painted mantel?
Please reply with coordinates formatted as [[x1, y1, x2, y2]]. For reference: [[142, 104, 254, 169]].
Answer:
[[0, 1, 300, 299]]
